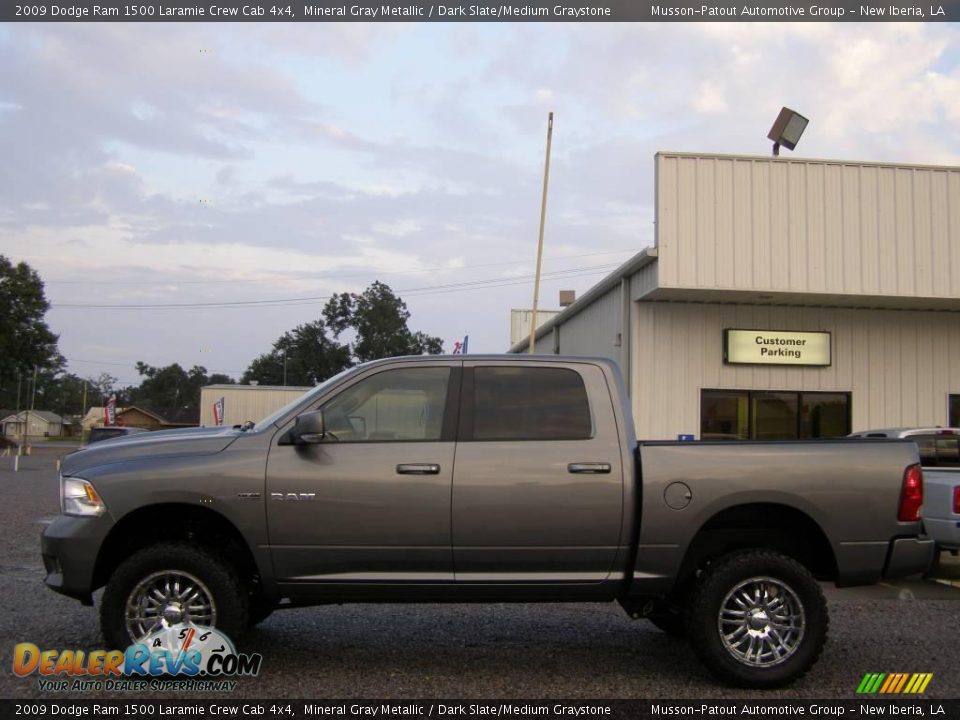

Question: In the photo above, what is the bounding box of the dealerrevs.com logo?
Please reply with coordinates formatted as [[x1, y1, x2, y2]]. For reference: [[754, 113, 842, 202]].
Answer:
[[13, 623, 262, 692]]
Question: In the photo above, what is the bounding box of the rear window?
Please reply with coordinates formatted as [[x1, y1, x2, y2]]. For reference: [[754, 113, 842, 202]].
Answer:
[[88, 428, 142, 443], [470, 366, 592, 441], [912, 435, 960, 467], [90, 428, 125, 441]]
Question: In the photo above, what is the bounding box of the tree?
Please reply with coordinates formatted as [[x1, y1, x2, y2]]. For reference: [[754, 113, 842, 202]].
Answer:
[[242, 322, 350, 387], [323, 281, 443, 363], [242, 281, 442, 387], [0, 256, 63, 409], [123, 363, 231, 421]]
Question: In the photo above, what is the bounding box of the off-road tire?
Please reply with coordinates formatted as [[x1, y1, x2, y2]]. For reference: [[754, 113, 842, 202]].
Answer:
[[100, 542, 249, 650], [686, 549, 828, 688]]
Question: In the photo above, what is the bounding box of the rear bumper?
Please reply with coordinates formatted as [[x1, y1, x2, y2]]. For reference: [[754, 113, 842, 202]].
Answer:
[[883, 537, 936, 579], [924, 518, 960, 551]]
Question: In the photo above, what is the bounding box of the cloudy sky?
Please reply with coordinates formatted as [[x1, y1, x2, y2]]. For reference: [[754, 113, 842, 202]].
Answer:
[[2, 20, 959, 386]]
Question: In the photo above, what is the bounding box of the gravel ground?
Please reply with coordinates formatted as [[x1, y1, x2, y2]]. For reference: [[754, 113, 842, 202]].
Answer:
[[1, 451, 958, 700]]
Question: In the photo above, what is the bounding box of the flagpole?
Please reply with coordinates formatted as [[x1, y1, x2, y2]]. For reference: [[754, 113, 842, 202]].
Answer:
[[529, 112, 554, 354]]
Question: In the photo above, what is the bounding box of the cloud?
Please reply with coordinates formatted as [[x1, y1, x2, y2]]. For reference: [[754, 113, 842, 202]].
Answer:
[[1, 22, 959, 380]]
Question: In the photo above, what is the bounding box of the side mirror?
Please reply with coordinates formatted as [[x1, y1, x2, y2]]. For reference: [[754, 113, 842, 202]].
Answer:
[[287, 410, 326, 445]]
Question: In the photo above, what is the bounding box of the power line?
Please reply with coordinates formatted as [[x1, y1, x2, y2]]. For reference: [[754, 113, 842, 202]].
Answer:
[[44, 248, 638, 286], [51, 264, 617, 310]]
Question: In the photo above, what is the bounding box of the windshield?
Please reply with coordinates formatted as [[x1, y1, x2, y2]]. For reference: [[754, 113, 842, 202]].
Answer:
[[252, 366, 356, 431]]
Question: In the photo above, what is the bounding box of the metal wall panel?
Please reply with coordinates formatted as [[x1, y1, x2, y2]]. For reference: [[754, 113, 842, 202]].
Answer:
[[199, 386, 310, 427], [630, 261, 658, 299], [656, 153, 960, 300], [556, 284, 622, 365], [629, 302, 960, 440]]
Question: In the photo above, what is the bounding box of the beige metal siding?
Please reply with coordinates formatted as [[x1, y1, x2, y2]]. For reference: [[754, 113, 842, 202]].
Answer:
[[510, 309, 561, 347], [556, 285, 622, 365], [630, 260, 658, 299], [199, 386, 310, 427], [630, 302, 960, 440], [656, 153, 960, 300]]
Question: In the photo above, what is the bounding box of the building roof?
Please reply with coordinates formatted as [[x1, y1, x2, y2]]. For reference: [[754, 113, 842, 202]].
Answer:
[[117, 405, 200, 426], [2, 410, 64, 423], [511, 151, 960, 353], [117, 406, 167, 423], [509, 247, 657, 353]]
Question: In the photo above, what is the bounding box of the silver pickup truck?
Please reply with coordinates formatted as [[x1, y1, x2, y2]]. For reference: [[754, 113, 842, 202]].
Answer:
[[849, 428, 960, 554], [42, 355, 933, 688]]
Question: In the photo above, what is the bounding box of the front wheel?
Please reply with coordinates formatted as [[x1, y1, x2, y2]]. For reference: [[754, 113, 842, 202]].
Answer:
[[100, 542, 249, 650], [686, 550, 828, 688]]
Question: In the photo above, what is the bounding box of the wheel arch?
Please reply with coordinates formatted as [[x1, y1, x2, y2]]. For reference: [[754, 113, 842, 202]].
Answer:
[[93, 503, 266, 596], [675, 502, 838, 592]]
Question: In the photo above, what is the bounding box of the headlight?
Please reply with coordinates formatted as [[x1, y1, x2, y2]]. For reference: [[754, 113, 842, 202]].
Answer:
[[61, 477, 106, 517]]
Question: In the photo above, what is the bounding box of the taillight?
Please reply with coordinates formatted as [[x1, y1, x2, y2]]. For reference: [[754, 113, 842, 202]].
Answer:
[[953, 486, 960, 515], [899, 464, 923, 522]]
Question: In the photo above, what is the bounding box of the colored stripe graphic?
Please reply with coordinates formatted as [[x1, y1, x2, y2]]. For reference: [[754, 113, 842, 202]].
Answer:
[[893, 673, 909, 693], [857, 672, 932, 694], [857, 673, 883, 693]]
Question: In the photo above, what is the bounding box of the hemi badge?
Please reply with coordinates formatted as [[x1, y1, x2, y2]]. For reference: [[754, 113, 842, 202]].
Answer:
[[237, 492, 262, 499]]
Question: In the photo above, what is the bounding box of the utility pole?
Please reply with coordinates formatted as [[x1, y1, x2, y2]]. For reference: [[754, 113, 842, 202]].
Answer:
[[15, 371, 21, 455], [529, 111, 554, 354], [25, 365, 37, 446]]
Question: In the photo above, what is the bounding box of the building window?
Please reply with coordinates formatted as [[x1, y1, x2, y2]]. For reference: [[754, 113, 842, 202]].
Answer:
[[701, 390, 851, 440], [950, 395, 960, 428], [701, 391, 749, 440]]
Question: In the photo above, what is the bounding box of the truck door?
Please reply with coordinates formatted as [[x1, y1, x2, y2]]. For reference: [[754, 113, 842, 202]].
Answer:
[[452, 362, 624, 583], [266, 363, 459, 584]]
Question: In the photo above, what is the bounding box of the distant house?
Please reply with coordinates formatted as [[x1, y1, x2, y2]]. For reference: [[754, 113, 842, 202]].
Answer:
[[116, 406, 198, 430], [1, 411, 65, 440], [80, 406, 120, 432]]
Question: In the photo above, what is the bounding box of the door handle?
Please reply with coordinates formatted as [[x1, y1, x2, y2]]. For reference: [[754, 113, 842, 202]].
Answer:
[[396, 463, 441, 475], [568, 462, 611, 474]]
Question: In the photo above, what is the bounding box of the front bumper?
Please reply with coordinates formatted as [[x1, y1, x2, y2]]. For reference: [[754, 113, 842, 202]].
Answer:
[[883, 536, 936, 579], [41, 514, 114, 606]]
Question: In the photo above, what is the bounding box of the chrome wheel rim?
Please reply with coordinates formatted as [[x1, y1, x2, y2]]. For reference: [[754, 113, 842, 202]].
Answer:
[[125, 570, 217, 642], [718, 575, 805, 667]]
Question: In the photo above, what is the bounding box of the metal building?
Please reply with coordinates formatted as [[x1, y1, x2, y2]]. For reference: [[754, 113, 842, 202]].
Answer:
[[199, 384, 312, 428], [510, 152, 960, 441]]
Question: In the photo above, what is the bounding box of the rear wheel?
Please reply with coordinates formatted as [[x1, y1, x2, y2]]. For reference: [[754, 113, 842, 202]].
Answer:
[[686, 550, 827, 688], [100, 542, 249, 649]]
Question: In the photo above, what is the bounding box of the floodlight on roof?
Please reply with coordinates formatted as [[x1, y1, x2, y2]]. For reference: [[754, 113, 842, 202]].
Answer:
[[767, 107, 809, 156]]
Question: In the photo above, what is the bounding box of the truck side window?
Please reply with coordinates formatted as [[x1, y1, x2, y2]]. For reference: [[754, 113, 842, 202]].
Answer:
[[470, 367, 591, 441], [320, 367, 450, 442]]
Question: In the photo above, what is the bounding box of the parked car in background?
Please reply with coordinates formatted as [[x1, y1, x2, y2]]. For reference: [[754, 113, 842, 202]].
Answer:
[[849, 428, 960, 553], [87, 427, 148, 445]]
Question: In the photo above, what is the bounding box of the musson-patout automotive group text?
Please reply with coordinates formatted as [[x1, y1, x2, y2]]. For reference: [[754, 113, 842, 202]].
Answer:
[[651, 3, 944, 16]]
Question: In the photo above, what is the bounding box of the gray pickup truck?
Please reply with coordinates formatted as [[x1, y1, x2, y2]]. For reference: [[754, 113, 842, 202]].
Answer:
[[42, 355, 934, 688]]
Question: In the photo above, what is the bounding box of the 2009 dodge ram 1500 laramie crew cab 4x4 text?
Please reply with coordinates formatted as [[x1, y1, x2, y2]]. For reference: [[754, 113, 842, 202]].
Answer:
[[42, 355, 934, 688]]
